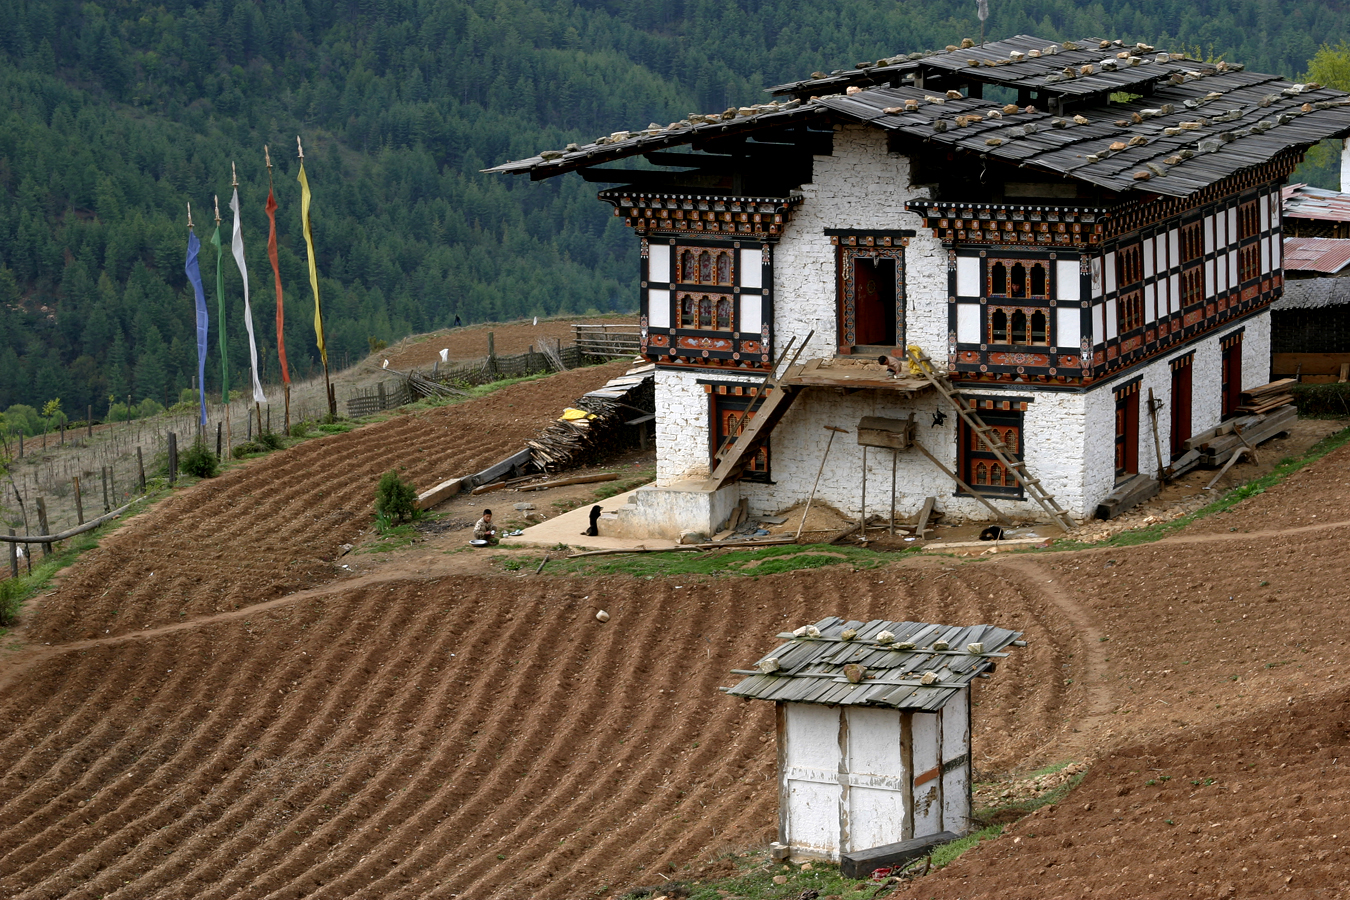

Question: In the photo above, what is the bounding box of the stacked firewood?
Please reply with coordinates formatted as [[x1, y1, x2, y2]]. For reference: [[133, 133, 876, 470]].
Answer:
[[525, 363, 654, 472]]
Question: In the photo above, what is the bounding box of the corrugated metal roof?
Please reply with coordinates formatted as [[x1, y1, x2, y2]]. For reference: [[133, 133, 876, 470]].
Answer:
[[724, 617, 1022, 711], [1271, 275, 1350, 310], [1283, 237, 1350, 274], [488, 35, 1350, 201], [1282, 183, 1350, 223]]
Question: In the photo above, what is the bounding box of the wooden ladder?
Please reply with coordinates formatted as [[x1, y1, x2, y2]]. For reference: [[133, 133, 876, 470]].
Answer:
[[905, 347, 1075, 532], [703, 333, 812, 492]]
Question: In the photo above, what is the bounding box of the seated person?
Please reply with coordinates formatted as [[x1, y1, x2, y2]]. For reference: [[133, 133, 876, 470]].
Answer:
[[878, 355, 906, 378], [473, 508, 498, 544]]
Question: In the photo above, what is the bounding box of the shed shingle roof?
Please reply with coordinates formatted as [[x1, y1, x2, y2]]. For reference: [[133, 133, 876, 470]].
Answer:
[[724, 616, 1022, 711], [1271, 275, 1350, 310]]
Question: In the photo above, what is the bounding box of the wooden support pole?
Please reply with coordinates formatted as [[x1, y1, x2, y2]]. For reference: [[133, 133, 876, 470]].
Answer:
[[910, 441, 1012, 526], [860, 445, 868, 542], [216, 421, 223, 460], [36, 497, 51, 557], [168, 432, 178, 485], [1147, 388, 1166, 482], [73, 476, 84, 525], [890, 448, 898, 537], [101, 466, 110, 512], [796, 425, 848, 541], [87, 406, 93, 438], [8, 529, 17, 579], [136, 447, 146, 493]]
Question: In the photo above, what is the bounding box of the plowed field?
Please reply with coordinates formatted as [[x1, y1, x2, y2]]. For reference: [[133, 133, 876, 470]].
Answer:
[[1, 365, 1348, 900]]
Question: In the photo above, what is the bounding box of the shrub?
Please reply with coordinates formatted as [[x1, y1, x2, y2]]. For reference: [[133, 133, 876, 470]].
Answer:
[[0, 579, 21, 627], [1290, 382, 1350, 417], [136, 398, 165, 418], [257, 430, 285, 450], [289, 421, 310, 438], [232, 440, 267, 459], [374, 470, 419, 526], [180, 438, 219, 478]]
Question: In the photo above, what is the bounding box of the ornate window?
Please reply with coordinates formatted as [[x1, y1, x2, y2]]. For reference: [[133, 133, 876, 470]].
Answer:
[[677, 246, 733, 285], [1118, 290, 1144, 333], [1181, 267, 1204, 307], [1116, 244, 1143, 287], [678, 292, 733, 331], [959, 409, 1023, 497], [838, 245, 905, 351], [1114, 380, 1140, 478], [988, 259, 1049, 299], [1180, 221, 1204, 263], [988, 307, 1048, 345], [710, 390, 769, 480]]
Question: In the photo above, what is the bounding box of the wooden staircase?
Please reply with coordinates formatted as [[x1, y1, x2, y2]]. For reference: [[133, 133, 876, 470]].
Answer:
[[703, 333, 811, 492], [905, 347, 1075, 532]]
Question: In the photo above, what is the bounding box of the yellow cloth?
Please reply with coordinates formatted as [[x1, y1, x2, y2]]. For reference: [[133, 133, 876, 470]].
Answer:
[[560, 408, 597, 421]]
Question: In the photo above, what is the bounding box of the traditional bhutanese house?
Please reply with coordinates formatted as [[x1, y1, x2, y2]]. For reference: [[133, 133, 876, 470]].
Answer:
[[723, 617, 1023, 862], [488, 35, 1350, 537]]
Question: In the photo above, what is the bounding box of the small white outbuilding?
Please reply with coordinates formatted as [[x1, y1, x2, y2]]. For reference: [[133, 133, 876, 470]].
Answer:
[[725, 617, 1023, 862]]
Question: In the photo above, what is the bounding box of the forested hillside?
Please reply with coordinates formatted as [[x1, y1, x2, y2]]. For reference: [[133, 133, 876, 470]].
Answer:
[[1, 0, 1346, 420]]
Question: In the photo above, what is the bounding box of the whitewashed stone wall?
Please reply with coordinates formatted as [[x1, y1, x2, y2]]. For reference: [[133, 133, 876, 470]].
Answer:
[[771, 125, 948, 360], [654, 367, 745, 483]]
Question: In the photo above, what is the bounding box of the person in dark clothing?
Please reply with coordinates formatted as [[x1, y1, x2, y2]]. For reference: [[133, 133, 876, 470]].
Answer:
[[583, 505, 602, 536], [454, 314, 463, 328]]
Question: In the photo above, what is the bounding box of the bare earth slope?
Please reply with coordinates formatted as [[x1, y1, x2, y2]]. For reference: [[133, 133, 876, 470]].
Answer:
[[0, 371, 1348, 900]]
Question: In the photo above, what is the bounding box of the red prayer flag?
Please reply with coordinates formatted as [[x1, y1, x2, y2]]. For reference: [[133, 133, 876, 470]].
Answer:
[[267, 186, 290, 385]]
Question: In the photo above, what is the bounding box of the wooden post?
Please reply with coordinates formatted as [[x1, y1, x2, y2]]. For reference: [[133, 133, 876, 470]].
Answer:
[[796, 426, 849, 541], [1147, 388, 1166, 482], [101, 466, 110, 512], [266, 405, 271, 434], [87, 406, 93, 438], [377, 382, 386, 410], [110, 466, 117, 504], [73, 476, 84, 525], [488, 331, 497, 377], [890, 449, 898, 537], [36, 497, 51, 558], [168, 432, 178, 485], [860, 445, 868, 542], [7, 529, 16, 579], [216, 421, 223, 459], [284, 383, 291, 435], [136, 447, 146, 493], [247, 408, 253, 440]]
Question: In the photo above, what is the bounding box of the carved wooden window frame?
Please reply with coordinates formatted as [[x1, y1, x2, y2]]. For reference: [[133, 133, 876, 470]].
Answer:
[[676, 291, 735, 332], [987, 305, 1049, 346], [838, 245, 906, 350], [676, 246, 735, 286], [1118, 289, 1144, 333], [958, 408, 1024, 498], [986, 258, 1050, 300]]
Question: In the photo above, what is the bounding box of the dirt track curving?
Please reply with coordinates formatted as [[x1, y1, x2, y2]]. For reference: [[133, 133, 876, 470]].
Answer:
[[0, 367, 1348, 900]]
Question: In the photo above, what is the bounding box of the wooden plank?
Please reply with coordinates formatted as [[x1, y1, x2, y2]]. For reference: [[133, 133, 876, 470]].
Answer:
[[1272, 352, 1350, 377], [915, 497, 936, 539], [1094, 473, 1160, 520], [840, 831, 960, 879], [515, 472, 619, 492]]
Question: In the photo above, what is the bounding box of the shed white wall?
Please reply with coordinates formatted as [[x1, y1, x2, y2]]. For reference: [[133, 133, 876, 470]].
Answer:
[[779, 698, 973, 861]]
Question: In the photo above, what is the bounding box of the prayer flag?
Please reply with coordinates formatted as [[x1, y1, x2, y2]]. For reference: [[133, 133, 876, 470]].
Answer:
[[209, 221, 229, 403], [297, 162, 328, 367], [185, 229, 209, 428], [230, 184, 267, 404], [266, 182, 290, 385]]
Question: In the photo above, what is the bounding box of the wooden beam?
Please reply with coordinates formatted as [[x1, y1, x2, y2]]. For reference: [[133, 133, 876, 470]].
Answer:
[[910, 441, 1013, 526], [840, 831, 961, 880]]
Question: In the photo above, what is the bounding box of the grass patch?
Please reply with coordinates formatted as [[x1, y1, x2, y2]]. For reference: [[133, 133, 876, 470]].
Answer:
[[0, 529, 106, 627], [594, 467, 656, 501], [354, 523, 423, 554], [1044, 425, 1350, 552], [551, 542, 909, 579]]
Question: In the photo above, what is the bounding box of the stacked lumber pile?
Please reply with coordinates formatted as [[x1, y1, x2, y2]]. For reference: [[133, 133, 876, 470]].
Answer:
[[1236, 378, 1295, 414], [525, 362, 654, 472], [1184, 403, 1297, 469]]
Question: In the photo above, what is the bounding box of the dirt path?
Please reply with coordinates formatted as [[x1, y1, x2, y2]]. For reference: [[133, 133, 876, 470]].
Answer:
[[1, 376, 1348, 899]]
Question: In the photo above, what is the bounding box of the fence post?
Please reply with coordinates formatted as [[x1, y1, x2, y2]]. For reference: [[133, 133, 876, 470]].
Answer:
[[73, 476, 84, 525], [168, 432, 178, 485], [8, 529, 16, 579], [87, 406, 93, 438], [377, 382, 386, 411], [217, 422, 223, 460], [137, 447, 146, 493], [101, 466, 110, 512], [36, 497, 50, 558], [488, 331, 498, 377]]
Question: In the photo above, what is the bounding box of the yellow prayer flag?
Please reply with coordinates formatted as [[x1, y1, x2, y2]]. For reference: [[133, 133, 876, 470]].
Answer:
[[297, 162, 328, 366]]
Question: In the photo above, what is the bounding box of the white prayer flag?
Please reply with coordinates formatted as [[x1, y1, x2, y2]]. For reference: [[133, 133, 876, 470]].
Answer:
[[230, 185, 267, 404]]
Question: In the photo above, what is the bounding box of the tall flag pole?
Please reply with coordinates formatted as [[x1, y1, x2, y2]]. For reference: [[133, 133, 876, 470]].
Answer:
[[211, 195, 231, 453], [977, 0, 989, 46], [229, 161, 267, 435], [185, 203, 209, 434], [265, 145, 291, 432], [297, 136, 334, 417]]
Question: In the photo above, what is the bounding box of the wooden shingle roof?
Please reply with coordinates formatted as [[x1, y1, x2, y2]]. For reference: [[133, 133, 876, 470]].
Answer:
[[488, 34, 1350, 201], [724, 616, 1022, 712]]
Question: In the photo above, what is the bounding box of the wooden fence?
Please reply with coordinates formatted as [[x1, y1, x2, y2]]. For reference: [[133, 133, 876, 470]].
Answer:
[[573, 324, 641, 359], [345, 344, 585, 418]]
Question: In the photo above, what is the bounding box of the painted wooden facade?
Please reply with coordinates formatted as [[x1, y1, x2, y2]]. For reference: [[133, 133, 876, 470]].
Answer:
[[726, 617, 1022, 859]]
